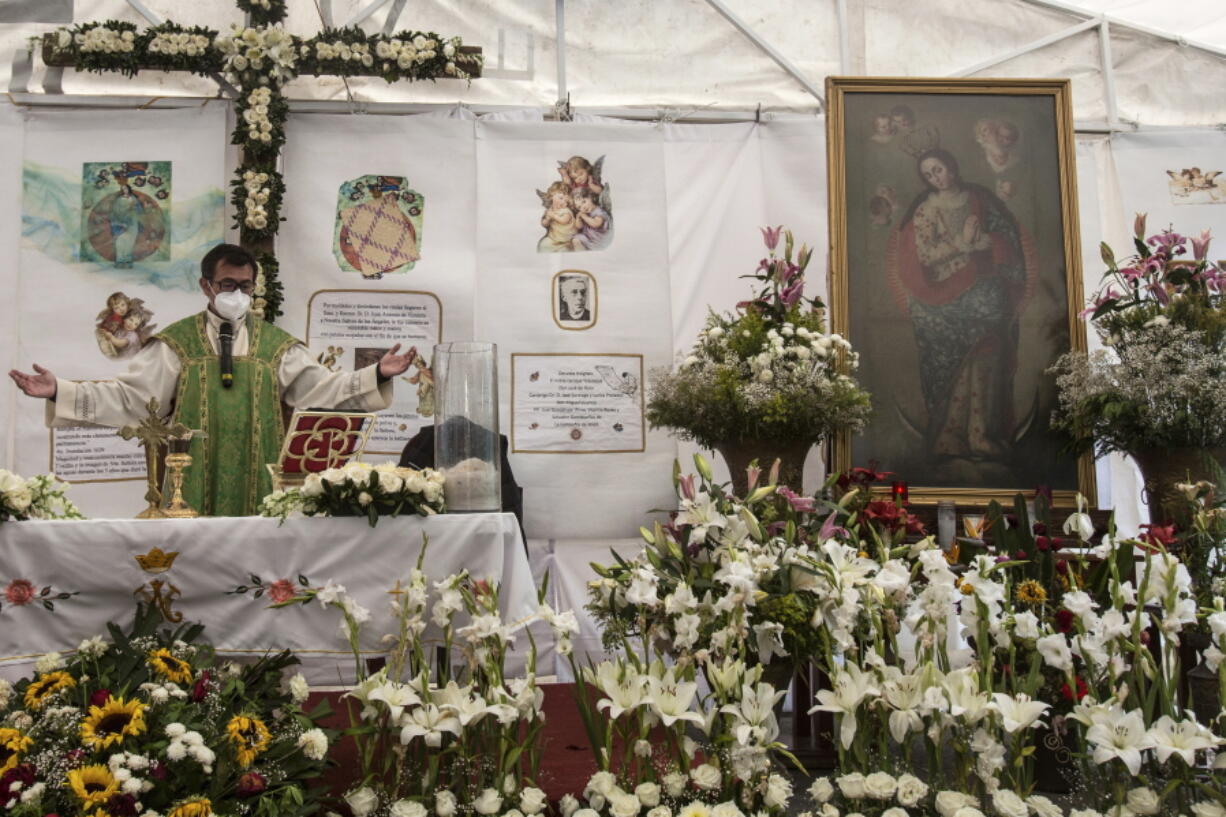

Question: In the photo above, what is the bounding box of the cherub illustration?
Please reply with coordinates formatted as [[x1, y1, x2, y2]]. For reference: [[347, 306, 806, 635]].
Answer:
[[974, 118, 1020, 174], [559, 155, 605, 197], [571, 187, 613, 251], [536, 182, 577, 252], [595, 365, 639, 398], [869, 113, 895, 144], [97, 295, 156, 359]]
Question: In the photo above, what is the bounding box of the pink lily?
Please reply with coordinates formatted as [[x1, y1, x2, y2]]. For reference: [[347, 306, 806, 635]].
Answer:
[[778, 486, 816, 513], [1148, 282, 1170, 306], [760, 225, 783, 251], [819, 511, 849, 541], [1078, 286, 1120, 319], [745, 464, 762, 493], [678, 474, 696, 501], [1147, 230, 1185, 250], [1191, 229, 1212, 261], [1134, 213, 1147, 239], [780, 281, 805, 307]]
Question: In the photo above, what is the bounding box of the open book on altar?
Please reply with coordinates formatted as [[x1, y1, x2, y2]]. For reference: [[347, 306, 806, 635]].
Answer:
[[267, 410, 378, 491]]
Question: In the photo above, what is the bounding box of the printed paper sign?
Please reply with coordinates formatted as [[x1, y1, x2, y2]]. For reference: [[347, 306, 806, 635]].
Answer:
[[511, 354, 644, 453], [51, 427, 145, 482], [307, 290, 442, 455]]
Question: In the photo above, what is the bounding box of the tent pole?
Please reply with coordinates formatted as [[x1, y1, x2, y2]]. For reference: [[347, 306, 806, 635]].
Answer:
[[1099, 19, 1120, 130], [950, 17, 1101, 77], [555, 0, 567, 108], [700, 0, 823, 108]]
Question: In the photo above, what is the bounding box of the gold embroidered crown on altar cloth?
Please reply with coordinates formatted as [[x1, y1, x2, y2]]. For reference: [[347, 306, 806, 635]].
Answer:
[[900, 124, 941, 158], [135, 547, 179, 574]]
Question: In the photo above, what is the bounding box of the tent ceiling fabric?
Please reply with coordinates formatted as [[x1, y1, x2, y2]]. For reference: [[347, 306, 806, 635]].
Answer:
[[0, 0, 1224, 123]]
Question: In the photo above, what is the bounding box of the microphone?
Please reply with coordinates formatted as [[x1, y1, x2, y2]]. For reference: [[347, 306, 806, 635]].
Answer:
[[219, 321, 234, 388]]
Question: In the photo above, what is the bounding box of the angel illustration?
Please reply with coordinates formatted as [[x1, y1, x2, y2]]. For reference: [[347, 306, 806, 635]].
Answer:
[[95, 293, 157, 359], [316, 345, 344, 371], [537, 155, 614, 253], [595, 365, 639, 398], [403, 352, 434, 417]]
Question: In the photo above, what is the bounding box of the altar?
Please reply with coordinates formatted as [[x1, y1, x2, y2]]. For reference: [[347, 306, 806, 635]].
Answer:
[[0, 512, 533, 683]]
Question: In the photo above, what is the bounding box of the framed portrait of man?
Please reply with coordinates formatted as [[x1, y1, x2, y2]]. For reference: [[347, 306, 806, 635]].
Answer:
[[826, 77, 1095, 506], [553, 270, 598, 330]]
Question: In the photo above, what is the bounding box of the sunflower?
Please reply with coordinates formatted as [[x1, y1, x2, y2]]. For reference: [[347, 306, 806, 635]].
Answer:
[[1015, 579, 1048, 605], [167, 798, 212, 817], [23, 670, 76, 710], [147, 648, 194, 684], [67, 765, 119, 807], [80, 696, 148, 751], [0, 728, 33, 775], [226, 715, 271, 768]]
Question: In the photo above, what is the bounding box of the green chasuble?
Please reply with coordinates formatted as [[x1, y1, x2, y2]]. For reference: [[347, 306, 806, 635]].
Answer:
[[157, 313, 299, 517]]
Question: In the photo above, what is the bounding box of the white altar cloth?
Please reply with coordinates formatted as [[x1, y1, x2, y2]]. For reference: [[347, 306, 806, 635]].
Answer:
[[0, 513, 533, 683]]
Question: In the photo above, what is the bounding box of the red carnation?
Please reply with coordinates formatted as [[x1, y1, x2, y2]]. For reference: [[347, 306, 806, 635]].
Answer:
[[1055, 608, 1075, 633], [1035, 536, 1050, 552], [89, 689, 112, 708], [190, 670, 213, 703]]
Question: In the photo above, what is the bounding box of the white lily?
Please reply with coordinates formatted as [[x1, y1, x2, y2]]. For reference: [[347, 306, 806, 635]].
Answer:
[[366, 680, 421, 723], [808, 664, 879, 749], [399, 703, 461, 747], [646, 672, 704, 728], [1148, 715, 1219, 766], [1063, 493, 1095, 541], [592, 662, 646, 719], [989, 692, 1049, 733], [1085, 707, 1155, 775], [718, 682, 785, 746]]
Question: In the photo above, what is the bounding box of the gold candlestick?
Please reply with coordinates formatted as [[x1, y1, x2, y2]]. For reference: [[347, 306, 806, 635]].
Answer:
[[162, 452, 198, 518]]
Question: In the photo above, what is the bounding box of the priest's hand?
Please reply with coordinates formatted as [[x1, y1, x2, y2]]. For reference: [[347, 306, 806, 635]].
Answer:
[[377, 344, 418, 379], [9, 364, 57, 399]]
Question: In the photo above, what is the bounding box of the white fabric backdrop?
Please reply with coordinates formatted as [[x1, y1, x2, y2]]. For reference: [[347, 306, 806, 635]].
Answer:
[[0, 106, 23, 473], [14, 106, 227, 518]]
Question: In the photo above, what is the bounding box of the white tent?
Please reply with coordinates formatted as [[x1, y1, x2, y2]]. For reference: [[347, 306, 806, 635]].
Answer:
[[2, 0, 1223, 536]]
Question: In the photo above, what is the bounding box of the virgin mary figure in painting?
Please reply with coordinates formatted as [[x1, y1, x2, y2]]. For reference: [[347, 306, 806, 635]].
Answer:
[[885, 147, 1037, 463]]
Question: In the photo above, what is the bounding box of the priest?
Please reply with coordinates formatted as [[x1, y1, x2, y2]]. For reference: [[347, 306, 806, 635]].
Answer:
[[8, 243, 417, 516]]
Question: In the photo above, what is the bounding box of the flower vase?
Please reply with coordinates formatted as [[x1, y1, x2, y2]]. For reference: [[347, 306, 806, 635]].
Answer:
[[433, 342, 502, 513], [1129, 446, 1226, 525], [715, 437, 815, 497]]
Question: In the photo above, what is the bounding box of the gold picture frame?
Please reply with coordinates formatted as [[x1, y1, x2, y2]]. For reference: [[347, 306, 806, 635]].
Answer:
[[551, 269, 598, 331], [826, 76, 1095, 507]]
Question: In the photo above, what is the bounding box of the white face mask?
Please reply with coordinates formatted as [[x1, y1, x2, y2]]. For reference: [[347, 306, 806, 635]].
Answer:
[[213, 290, 251, 322]]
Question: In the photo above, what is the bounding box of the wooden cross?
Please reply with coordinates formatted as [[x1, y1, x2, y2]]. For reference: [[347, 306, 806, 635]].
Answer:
[[40, 1, 482, 321], [118, 397, 190, 516]]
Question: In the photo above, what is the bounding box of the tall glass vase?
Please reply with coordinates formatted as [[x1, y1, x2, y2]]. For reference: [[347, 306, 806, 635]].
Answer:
[[433, 342, 502, 513]]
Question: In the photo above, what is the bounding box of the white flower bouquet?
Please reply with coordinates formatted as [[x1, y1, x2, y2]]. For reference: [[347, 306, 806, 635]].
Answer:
[[260, 461, 444, 527], [272, 544, 579, 817], [0, 469, 82, 522]]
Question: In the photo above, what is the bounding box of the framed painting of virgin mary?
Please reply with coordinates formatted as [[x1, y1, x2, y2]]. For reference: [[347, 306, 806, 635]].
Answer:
[[826, 77, 1095, 506]]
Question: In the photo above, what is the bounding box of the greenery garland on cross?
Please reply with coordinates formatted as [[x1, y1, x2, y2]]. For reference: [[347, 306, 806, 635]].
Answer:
[[41, 0, 482, 323]]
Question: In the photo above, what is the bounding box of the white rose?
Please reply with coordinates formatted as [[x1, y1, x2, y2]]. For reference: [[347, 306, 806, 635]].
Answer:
[[1192, 803, 1226, 817], [1126, 788, 1160, 816], [663, 772, 687, 798], [357, 491, 373, 506], [609, 792, 641, 817], [837, 773, 866, 800], [473, 789, 502, 815], [935, 792, 977, 817], [808, 778, 834, 804], [882, 809, 909, 817], [952, 810, 986, 817], [435, 791, 457, 817], [344, 787, 379, 817], [990, 790, 1028, 817], [894, 774, 928, 807], [573, 810, 600, 817], [519, 788, 547, 815], [586, 771, 617, 798], [1026, 795, 1063, 817], [711, 804, 744, 817], [635, 783, 660, 808], [690, 763, 721, 790], [390, 801, 426, 817], [765, 774, 791, 809], [863, 772, 896, 801], [558, 795, 579, 817], [646, 808, 672, 817]]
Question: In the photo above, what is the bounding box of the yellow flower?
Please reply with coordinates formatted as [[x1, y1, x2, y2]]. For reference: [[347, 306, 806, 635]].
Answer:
[[168, 798, 212, 817], [226, 715, 271, 768], [1015, 579, 1048, 605], [0, 728, 33, 775], [67, 765, 119, 807], [147, 648, 193, 684], [80, 696, 148, 750], [23, 670, 76, 710], [959, 581, 975, 596]]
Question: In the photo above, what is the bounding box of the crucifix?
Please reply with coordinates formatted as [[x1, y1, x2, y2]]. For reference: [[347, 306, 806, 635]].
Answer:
[[39, 0, 482, 321], [118, 397, 191, 518]]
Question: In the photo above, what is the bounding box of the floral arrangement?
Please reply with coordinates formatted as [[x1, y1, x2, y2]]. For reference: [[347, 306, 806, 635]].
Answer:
[[647, 227, 871, 451], [272, 546, 577, 817], [1051, 216, 1226, 456], [260, 461, 445, 526], [0, 603, 329, 817], [296, 28, 478, 83], [0, 469, 82, 522], [597, 458, 1226, 815]]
